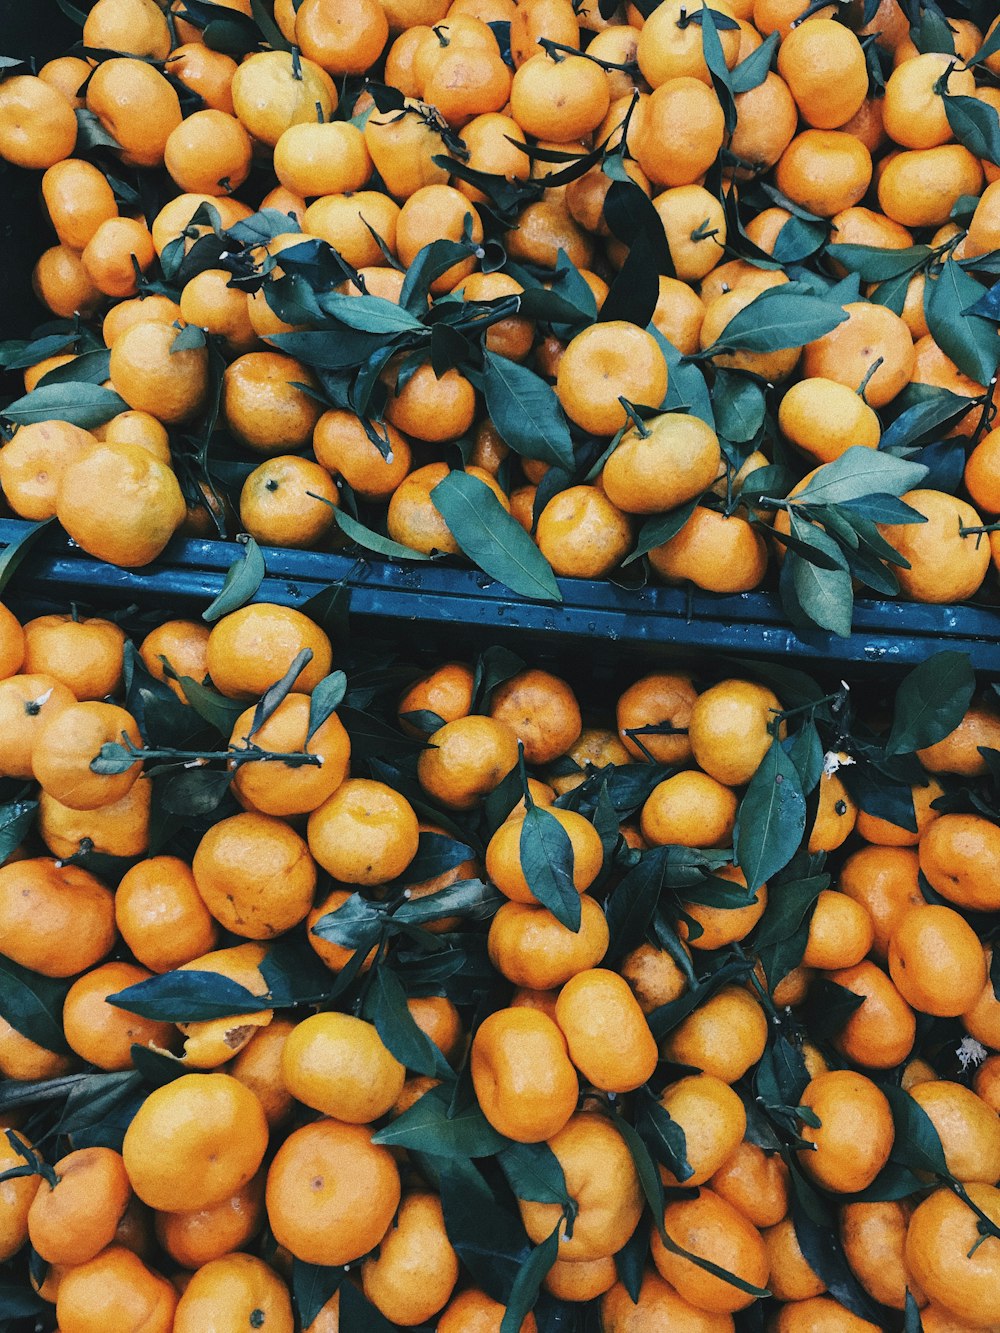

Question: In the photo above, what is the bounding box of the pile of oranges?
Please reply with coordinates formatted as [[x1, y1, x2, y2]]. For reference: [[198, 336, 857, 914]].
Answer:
[[1, 585, 1000, 1330], [2, 0, 1000, 630]]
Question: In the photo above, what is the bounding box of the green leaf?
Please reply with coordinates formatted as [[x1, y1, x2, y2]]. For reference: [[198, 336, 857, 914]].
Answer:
[[793, 447, 927, 505], [0, 956, 70, 1056], [788, 1171, 882, 1322], [882, 1083, 948, 1176], [499, 1222, 561, 1333], [730, 29, 778, 92], [735, 739, 807, 890], [320, 292, 425, 334], [1, 383, 128, 429], [611, 1113, 665, 1239], [0, 1284, 48, 1318], [0, 518, 50, 599], [904, 1288, 924, 1332], [825, 243, 931, 283], [967, 20, 1000, 68], [362, 964, 451, 1079], [306, 671, 347, 740], [372, 1083, 508, 1157], [925, 260, 1000, 386], [431, 470, 562, 603], [945, 94, 1000, 166], [789, 551, 854, 638], [639, 1091, 693, 1183], [518, 803, 580, 930], [885, 651, 977, 757], [711, 369, 765, 443], [880, 388, 974, 449], [250, 0, 292, 49], [36, 348, 112, 387], [202, 538, 266, 622], [482, 350, 575, 471], [704, 286, 848, 355], [623, 495, 700, 567], [0, 799, 38, 863], [177, 676, 245, 734], [292, 1261, 343, 1331], [498, 1142, 571, 1206], [330, 504, 435, 561], [106, 970, 269, 1022], [772, 215, 828, 264]]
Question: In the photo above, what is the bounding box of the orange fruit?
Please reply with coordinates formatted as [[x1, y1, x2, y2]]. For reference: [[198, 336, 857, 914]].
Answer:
[[488, 896, 610, 990], [173, 1253, 291, 1333], [0, 1130, 41, 1262], [0, 74, 77, 169], [110, 319, 209, 425], [921, 814, 1000, 914], [41, 157, 118, 251], [651, 1187, 769, 1313], [828, 959, 916, 1069], [801, 889, 874, 970], [777, 18, 867, 128], [879, 490, 990, 604], [0, 857, 116, 978], [689, 678, 783, 787], [295, 0, 389, 74], [471, 1006, 579, 1142], [439, 1288, 537, 1333], [307, 777, 419, 884], [28, 1146, 131, 1266], [536, 485, 633, 579], [55, 1245, 177, 1333], [174, 944, 270, 1071], [282, 1012, 405, 1122], [313, 409, 412, 501], [486, 806, 604, 904], [635, 77, 726, 188], [230, 49, 337, 146], [887, 904, 987, 1018], [556, 968, 658, 1092], [620, 941, 690, 1015], [115, 855, 219, 972], [603, 412, 722, 516], [841, 1200, 925, 1311], [637, 0, 740, 86], [361, 1190, 459, 1325], [649, 506, 768, 594], [38, 779, 152, 860], [0, 419, 97, 522], [518, 1110, 642, 1260], [640, 771, 737, 848], [878, 145, 984, 229], [765, 1215, 826, 1301], [62, 961, 174, 1071], [617, 672, 696, 766], [557, 321, 668, 438], [265, 1118, 401, 1265], [661, 985, 767, 1082], [0, 673, 75, 780], [488, 668, 582, 766], [657, 1073, 747, 1187], [798, 1070, 894, 1193], [710, 1139, 789, 1229], [123, 1072, 268, 1212], [192, 811, 316, 939], [222, 351, 322, 456], [417, 714, 519, 809], [906, 1185, 1000, 1327], [229, 691, 350, 817], [32, 700, 142, 811], [86, 58, 182, 167], [206, 603, 332, 700]]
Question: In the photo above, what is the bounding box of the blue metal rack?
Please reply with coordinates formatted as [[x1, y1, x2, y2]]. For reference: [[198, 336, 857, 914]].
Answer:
[[4, 519, 999, 676]]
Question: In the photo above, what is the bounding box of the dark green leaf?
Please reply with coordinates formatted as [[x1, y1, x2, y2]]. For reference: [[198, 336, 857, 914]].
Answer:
[[925, 260, 1000, 386], [0, 798, 38, 862], [292, 1261, 343, 1330], [826, 244, 930, 283], [107, 970, 269, 1022], [338, 1281, 399, 1332], [772, 215, 828, 264], [2, 383, 128, 428], [372, 1083, 508, 1157], [363, 964, 451, 1079], [622, 495, 700, 567], [639, 1092, 693, 1183], [202, 538, 266, 622], [439, 1158, 531, 1303], [712, 369, 766, 443], [704, 286, 848, 355], [177, 676, 245, 735], [321, 292, 425, 334], [904, 1288, 924, 1332], [945, 94, 1000, 166], [0, 956, 70, 1056], [498, 1141, 571, 1206], [885, 651, 976, 757], [881, 388, 973, 449], [735, 738, 807, 890], [482, 350, 575, 471], [789, 551, 854, 638], [306, 670, 347, 740], [431, 470, 562, 603], [36, 348, 112, 387], [789, 1171, 882, 1323], [130, 1044, 188, 1086], [0, 1284, 48, 1317], [730, 29, 778, 92], [611, 1113, 665, 1238], [330, 504, 435, 561], [792, 447, 927, 504], [882, 1083, 948, 1176], [158, 767, 233, 818], [518, 803, 580, 930], [499, 1222, 561, 1333]]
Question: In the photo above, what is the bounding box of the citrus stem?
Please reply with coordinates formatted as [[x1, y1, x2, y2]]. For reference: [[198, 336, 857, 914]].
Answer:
[[90, 737, 322, 775], [959, 521, 1000, 536], [856, 356, 884, 403], [538, 37, 638, 73], [945, 1178, 1000, 1249], [618, 398, 651, 437]]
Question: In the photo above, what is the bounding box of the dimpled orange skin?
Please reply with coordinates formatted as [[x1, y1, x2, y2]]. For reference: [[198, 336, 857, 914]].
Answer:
[[518, 1111, 643, 1261], [887, 904, 987, 1018], [122, 1073, 268, 1213], [114, 855, 219, 973], [155, 1172, 264, 1268], [488, 896, 610, 990], [192, 812, 317, 939], [556, 322, 668, 437], [417, 715, 520, 810], [920, 814, 1000, 912], [27, 1147, 131, 1266], [0, 674, 76, 781], [281, 1011, 405, 1123], [471, 1007, 579, 1143], [31, 701, 143, 811], [265, 1118, 401, 1266], [61, 961, 175, 1072], [905, 1185, 1000, 1327], [206, 604, 332, 701], [361, 1190, 460, 1326], [688, 679, 784, 787], [602, 1268, 738, 1331], [798, 1070, 894, 1194], [909, 1080, 1000, 1185], [307, 777, 420, 884], [651, 1187, 770, 1314], [0, 858, 116, 977], [55, 1245, 178, 1333], [173, 1253, 292, 1333], [556, 968, 658, 1093]]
